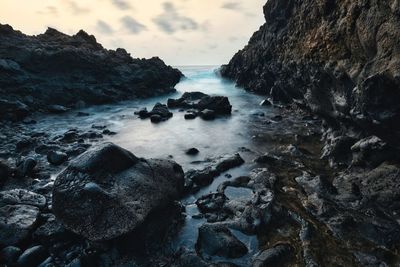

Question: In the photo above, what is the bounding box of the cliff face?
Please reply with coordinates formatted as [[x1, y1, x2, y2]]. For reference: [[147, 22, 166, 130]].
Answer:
[[0, 24, 182, 120], [222, 0, 400, 137]]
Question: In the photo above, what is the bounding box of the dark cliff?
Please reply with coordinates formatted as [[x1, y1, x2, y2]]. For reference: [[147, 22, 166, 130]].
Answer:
[[0, 24, 182, 120], [221, 0, 400, 140]]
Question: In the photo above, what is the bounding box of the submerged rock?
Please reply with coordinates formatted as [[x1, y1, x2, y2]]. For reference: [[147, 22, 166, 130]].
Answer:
[[52, 142, 184, 241]]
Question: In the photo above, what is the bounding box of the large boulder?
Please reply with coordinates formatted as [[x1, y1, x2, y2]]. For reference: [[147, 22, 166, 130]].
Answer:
[[52, 142, 184, 241]]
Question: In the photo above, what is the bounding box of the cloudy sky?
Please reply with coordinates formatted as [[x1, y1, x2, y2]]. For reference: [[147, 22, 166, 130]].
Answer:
[[0, 0, 266, 65]]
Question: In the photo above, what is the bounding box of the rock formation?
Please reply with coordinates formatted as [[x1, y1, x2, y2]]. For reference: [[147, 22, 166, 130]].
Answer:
[[221, 0, 400, 141], [0, 24, 183, 121]]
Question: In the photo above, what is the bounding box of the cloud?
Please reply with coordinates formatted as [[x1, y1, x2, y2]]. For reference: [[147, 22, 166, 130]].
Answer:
[[153, 2, 199, 34], [121, 16, 147, 34], [111, 0, 131, 10], [66, 0, 90, 15], [96, 20, 114, 34], [221, 2, 242, 11], [37, 6, 58, 15]]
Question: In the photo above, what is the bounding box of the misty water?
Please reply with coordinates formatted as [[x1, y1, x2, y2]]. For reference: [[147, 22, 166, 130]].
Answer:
[[30, 65, 306, 265]]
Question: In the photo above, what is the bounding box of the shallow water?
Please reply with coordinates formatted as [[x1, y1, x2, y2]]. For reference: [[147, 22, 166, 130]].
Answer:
[[28, 66, 303, 265]]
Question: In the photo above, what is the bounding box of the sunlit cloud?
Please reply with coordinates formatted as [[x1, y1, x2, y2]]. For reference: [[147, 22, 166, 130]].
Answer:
[[221, 2, 242, 11], [66, 0, 90, 15], [96, 20, 114, 34], [111, 0, 132, 10], [121, 16, 147, 34], [153, 2, 199, 34], [37, 6, 58, 15]]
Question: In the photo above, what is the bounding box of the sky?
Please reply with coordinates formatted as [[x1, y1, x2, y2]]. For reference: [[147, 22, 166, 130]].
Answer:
[[0, 0, 266, 66]]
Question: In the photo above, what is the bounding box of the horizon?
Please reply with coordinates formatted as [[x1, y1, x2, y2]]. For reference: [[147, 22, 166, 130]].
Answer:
[[0, 0, 266, 66]]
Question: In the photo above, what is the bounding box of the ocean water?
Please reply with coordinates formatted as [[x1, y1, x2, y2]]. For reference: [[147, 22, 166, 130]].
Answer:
[[31, 65, 283, 265]]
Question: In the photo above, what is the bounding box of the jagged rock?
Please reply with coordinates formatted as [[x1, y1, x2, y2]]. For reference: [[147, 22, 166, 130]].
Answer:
[[221, 0, 400, 134], [351, 136, 393, 167], [47, 150, 68, 165], [0, 189, 46, 209], [0, 23, 182, 121], [196, 223, 248, 258], [52, 142, 184, 241], [254, 153, 280, 164], [33, 214, 69, 243], [321, 135, 357, 167], [0, 204, 40, 247], [252, 244, 293, 267]]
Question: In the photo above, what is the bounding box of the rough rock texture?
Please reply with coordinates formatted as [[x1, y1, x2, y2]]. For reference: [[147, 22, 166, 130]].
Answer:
[[221, 0, 400, 139], [0, 24, 182, 121], [52, 142, 184, 241]]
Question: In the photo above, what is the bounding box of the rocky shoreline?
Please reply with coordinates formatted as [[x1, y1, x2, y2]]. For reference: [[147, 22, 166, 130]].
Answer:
[[0, 24, 182, 121], [1, 0, 400, 265]]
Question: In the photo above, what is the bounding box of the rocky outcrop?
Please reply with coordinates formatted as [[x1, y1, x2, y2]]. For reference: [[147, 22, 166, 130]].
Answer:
[[0, 24, 182, 121], [221, 0, 400, 140], [52, 142, 184, 241]]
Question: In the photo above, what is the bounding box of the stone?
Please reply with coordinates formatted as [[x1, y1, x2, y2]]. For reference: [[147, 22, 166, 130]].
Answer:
[[0, 246, 22, 265], [47, 150, 68, 165], [184, 112, 197, 120], [196, 223, 248, 258], [33, 214, 69, 243], [150, 114, 163, 123], [17, 245, 48, 267], [17, 157, 37, 176], [186, 148, 200, 155], [351, 136, 393, 167], [252, 244, 293, 267], [0, 189, 46, 209], [200, 109, 216, 120], [48, 105, 68, 114], [52, 142, 184, 241], [0, 204, 40, 247]]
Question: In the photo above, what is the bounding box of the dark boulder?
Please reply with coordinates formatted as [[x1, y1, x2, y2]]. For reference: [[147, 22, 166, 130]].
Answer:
[[0, 99, 29, 121], [186, 148, 200, 155], [0, 204, 40, 247], [17, 245, 48, 267], [351, 136, 394, 167], [17, 157, 37, 176], [52, 142, 184, 241], [200, 109, 216, 120], [0, 189, 46, 209], [47, 150, 68, 165], [252, 244, 293, 267], [196, 223, 248, 258]]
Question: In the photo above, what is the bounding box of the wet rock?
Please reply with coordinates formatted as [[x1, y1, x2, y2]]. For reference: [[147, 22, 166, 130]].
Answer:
[[16, 139, 34, 151], [174, 251, 208, 267], [150, 114, 163, 123], [52, 142, 184, 241], [351, 136, 393, 167], [0, 204, 40, 246], [0, 189, 46, 209], [102, 129, 117, 135], [254, 153, 280, 164], [17, 245, 48, 267], [353, 251, 389, 267], [17, 157, 37, 176], [184, 112, 197, 120], [47, 150, 68, 165], [260, 99, 272, 106], [200, 109, 216, 120], [48, 105, 68, 114], [215, 153, 245, 173], [186, 148, 199, 155], [0, 161, 13, 184], [252, 244, 293, 267], [34, 214, 69, 243], [0, 246, 22, 265], [196, 223, 248, 258], [196, 193, 227, 213], [135, 107, 150, 119], [168, 92, 232, 116]]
